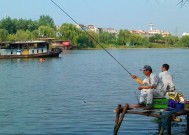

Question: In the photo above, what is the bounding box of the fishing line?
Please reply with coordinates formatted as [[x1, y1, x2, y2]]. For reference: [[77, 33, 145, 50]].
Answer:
[[50, 0, 132, 76], [134, 91, 139, 104]]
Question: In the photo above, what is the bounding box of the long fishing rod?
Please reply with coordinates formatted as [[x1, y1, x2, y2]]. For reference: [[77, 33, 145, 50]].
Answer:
[[50, 0, 132, 76]]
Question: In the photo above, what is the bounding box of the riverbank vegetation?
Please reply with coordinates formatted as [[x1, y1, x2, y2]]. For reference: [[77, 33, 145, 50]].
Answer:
[[0, 15, 189, 49]]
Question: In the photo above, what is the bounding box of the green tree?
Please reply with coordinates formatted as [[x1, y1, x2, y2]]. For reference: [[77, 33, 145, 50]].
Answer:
[[0, 29, 8, 42], [59, 23, 81, 45], [0, 17, 16, 34], [7, 34, 16, 41], [15, 30, 32, 41], [13, 18, 38, 32], [31, 29, 40, 39], [165, 35, 179, 47], [179, 35, 189, 47], [77, 32, 89, 48], [14, 18, 28, 31], [98, 31, 116, 44], [59, 23, 98, 48], [38, 26, 56, 38], [27, 20, 39, 32], [128, 33, 144, 45], [38, 15, 55, 28], [87, 30, 98, 48], [116, 29, 131, 45], [149, 34, 165, 44]]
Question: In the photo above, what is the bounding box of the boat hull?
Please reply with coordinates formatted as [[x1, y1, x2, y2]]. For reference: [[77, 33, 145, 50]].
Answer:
[[0, 52, 60, 59]]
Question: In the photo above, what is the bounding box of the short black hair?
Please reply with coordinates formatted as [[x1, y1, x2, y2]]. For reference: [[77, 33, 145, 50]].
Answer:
[[162, 64, 169, 70]]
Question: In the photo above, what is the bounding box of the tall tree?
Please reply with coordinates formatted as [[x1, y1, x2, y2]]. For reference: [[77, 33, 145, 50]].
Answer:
[[77, 32, 89, 48], [15, 30, 32, 41], [179, 35, 189, 47], [38, 26, 56, 38], [129, 33, 144, 45], [116, 29, 131, 45], [59, 23, 81, 45], [148, 34, 165, 44], [0, 17, 16, 34], [38, 15, 55, 28], [27, 20, 39, 31], [165, 35, 179, 47], [98, 31, 116, 44], [14, 18, 28, 31], [0, 29, 8, 42]]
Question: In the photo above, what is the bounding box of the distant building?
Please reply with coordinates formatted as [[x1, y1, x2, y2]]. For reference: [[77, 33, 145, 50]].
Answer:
[[148, 30, 170, 37], [75, 24, 119, 35], [99, 28, 119, 37], [130, 30, 146, 34], [182, 32, 189, 36], [75, 24, 88, 31], [131, 23, 170, 37], [99, 28, 118, 34], [130, 29, 170, 37], [55, 25, 61, 31], [76, 24, 99, 33], [87, 24, 99, 33]]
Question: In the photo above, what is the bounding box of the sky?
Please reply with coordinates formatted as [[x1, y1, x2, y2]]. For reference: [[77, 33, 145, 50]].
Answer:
[[0, 0, 188, 36]]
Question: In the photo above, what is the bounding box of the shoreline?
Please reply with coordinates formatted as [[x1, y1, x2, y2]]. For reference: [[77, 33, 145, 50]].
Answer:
[[78, 47, 189, 50]]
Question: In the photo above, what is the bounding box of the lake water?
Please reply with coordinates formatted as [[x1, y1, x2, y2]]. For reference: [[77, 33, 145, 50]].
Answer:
[[0, 49, 189, 135]]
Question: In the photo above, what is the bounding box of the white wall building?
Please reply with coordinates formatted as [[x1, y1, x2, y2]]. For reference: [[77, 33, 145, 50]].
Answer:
[[182, 32, 189, 36]]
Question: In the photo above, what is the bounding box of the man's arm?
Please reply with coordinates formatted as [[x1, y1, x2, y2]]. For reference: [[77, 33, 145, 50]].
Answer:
[[138, 74, 158, 90], [131, 75, 143, 85], [138, 85, 155, 90]]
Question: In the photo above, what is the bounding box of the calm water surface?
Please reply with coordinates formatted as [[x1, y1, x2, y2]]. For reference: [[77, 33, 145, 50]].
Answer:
[[0, 49, 189, 135]]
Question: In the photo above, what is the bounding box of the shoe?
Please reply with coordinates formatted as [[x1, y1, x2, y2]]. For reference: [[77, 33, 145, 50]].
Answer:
[[143, 105, 152, 110]]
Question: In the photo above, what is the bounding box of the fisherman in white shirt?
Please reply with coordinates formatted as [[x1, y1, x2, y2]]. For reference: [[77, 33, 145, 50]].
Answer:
[[159, 64, 175, 92], [132, 65, 164, 110]]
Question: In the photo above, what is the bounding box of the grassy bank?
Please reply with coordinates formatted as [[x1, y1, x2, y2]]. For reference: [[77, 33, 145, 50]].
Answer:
[[80, 43, 183, 50]]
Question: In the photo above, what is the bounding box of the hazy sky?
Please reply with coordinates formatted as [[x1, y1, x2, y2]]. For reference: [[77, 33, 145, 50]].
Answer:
[[0, 0, 188, 36]]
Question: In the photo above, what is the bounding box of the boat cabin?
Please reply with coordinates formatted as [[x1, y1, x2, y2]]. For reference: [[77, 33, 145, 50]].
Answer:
[[51, 40, 72, 50], [0, 41, 49, 56], [61, 40, 72, 50]]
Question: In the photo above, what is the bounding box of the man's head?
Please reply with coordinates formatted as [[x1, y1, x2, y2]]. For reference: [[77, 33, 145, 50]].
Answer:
[[162, 64, 169, 72], [140, 65, 152, 76]]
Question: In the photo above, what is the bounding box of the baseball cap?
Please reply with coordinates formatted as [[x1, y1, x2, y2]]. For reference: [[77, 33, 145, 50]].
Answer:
[[140, 65, 152, 71]]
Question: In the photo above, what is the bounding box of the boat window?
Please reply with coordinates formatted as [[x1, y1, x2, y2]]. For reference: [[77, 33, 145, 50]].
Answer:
[[11, 51, 13, 55], [32, 50, 34, 54], [41, 49, 43, 53], [37, 50, 39, 53], [37, 43, 46, 48]]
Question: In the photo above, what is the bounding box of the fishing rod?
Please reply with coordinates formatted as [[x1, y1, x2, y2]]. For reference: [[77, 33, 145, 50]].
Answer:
[[50, 0, 132, 76]]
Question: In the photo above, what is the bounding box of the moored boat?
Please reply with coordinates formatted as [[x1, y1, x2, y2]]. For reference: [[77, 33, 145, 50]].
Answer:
[[0, 41, 62, 59]]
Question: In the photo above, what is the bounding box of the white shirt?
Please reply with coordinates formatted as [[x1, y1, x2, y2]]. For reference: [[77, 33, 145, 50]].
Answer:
[[143, 73, 163, 90], [159, 71, 175, 91]]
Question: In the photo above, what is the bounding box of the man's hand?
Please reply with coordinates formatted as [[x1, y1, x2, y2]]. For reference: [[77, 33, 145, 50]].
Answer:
[[131, 75, 137, 79], [138, 85, 155, 90], [132, 74, 143, 84], [138, 86, 144, 90]]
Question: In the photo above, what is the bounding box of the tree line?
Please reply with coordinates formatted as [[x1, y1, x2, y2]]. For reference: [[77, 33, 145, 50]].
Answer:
[[0, 15, 189, 48]]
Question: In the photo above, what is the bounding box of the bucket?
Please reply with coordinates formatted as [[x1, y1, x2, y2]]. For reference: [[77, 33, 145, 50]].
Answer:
[[153, 98, 168, 109]]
